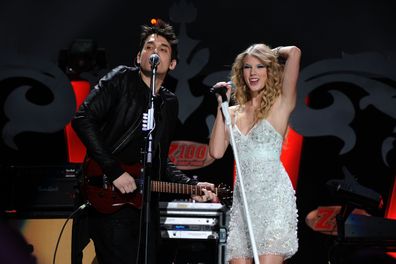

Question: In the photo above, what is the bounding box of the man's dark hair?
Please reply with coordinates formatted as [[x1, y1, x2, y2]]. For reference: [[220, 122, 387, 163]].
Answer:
[[139, 19, 178, 61]]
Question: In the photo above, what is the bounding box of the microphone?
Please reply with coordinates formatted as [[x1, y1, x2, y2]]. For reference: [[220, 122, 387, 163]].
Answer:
[[149, 54, 160, 67], [210, 81, 235, 124], [210, 81, 236, 95], [210, 81, 236, 102]]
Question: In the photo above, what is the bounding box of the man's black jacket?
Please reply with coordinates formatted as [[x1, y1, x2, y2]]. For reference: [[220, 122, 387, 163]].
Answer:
[[71, 66, 196, 184]]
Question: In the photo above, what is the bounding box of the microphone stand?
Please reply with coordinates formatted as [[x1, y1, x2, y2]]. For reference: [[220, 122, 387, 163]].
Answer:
[[219, 93, 260, 263], [141, 63, 157, 264]]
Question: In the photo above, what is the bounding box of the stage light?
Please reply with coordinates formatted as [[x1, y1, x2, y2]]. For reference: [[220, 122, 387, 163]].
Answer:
[[325, 167, 396, 257], [151, 18, 158, 25], [58, 39, 107, 163], [58, 39, 107, 78], [327, 167, 383, 211]]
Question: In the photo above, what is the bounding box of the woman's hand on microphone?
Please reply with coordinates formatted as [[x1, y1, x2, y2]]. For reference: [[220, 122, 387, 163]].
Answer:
[[212, 81, 232, 105]]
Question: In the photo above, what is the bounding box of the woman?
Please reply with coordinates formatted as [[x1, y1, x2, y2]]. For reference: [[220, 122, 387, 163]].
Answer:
[[209, 44, 301, 264]]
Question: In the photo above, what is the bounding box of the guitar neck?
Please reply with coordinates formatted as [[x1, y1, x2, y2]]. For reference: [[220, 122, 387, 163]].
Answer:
[[151, 181, 212, 196]]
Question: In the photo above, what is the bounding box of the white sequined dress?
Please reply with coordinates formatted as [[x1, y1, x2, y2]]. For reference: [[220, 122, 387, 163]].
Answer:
[[226, 116, 298, 261]]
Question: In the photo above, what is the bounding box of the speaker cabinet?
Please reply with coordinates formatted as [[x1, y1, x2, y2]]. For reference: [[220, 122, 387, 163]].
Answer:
[[1, 164, 80, 218]]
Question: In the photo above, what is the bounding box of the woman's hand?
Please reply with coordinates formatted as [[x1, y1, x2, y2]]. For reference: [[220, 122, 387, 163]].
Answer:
[[212, 81, 233, 105]]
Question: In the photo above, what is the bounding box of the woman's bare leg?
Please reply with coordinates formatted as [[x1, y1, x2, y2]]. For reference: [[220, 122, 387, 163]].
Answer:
[[229, 257, 253, 264], [259, 254, 284, 264], [229, 254, 284, 264]]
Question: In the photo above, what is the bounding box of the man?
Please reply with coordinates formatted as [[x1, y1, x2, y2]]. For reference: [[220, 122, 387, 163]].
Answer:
[[71, 19, 216, 264]]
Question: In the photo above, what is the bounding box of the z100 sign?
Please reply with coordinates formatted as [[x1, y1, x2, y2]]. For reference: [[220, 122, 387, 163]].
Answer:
[[168, 140, 215, 170]]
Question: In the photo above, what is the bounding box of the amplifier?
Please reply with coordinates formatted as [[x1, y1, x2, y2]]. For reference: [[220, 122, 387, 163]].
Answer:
[[161, 216, 218, 226], [159, 201, 228, 264], [159, 201, 225, 216], [159, 201, 226, 240], [161, 230, 220, 239], [1, 163, 80, 217], [160, 201, 225, 210], [160, 216, 218, 232]]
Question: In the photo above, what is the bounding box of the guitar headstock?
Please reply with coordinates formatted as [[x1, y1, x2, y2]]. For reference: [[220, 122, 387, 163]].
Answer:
[[216, 183, 233, 208]]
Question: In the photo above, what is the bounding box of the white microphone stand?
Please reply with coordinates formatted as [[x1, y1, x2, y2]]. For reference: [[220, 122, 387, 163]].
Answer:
[[219, 94, 260, 263]]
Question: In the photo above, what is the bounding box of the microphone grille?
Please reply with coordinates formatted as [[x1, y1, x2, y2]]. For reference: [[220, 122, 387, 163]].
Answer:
[[149, 54, 160, 66]]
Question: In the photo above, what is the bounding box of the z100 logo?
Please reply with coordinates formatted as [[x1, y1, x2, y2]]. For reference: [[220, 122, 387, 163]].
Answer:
[[168, 140, 215, 170]]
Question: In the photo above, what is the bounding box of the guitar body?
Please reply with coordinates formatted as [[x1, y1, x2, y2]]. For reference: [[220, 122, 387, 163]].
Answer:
[[82, 158, 143, 214]]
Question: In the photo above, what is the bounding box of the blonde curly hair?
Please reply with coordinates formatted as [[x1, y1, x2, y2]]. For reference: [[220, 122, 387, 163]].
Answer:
[[231, 43, 283, 120]]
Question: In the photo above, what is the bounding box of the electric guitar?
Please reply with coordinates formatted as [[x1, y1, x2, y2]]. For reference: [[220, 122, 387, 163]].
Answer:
[[81, 158, 232, 214]]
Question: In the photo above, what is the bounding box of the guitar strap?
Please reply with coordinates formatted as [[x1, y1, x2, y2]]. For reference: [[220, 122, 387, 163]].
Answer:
[[110, 116, 143, 155], [79, 112, 143, 185]]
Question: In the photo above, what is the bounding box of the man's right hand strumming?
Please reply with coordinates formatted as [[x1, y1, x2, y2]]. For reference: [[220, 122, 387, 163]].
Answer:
[[113, 172, 137, 194]]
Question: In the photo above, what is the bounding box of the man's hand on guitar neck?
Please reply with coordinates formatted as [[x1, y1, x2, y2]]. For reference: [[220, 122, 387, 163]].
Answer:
[[113, 172, 137, 194], [112, 172, 218, 202], [192, 182, 219, 203]]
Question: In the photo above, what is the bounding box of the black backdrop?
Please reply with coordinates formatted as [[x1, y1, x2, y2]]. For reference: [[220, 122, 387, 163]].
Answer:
[[1, 0, 396, 263]]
